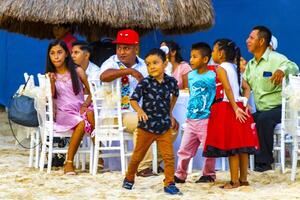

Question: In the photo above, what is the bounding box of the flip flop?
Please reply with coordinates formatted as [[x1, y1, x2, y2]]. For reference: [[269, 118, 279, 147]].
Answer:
[[239, 180, 250, 186], [64, 160, 76, 175], [65, 171, 77, 175], [220, 181, 240, 189]]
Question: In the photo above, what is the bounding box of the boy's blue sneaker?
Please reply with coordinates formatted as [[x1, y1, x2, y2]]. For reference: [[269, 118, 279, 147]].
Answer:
[[164, 183, 182, 195], [122, 178, 134, 190]]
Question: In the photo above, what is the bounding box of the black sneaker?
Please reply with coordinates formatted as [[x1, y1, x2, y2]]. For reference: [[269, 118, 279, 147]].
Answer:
[[254, 165, 272, 172], [174, 175, 185, 183], [52, 154, 65, 167], [195, 175, 215, 183], [122, 178, 134, 190]]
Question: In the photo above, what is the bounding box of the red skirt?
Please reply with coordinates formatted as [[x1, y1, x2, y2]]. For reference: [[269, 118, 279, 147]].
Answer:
[[203, 101, 260, 157]]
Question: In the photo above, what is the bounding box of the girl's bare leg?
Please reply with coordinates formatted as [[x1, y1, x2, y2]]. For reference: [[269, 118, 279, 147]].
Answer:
[[239, 153, 249, 183], [222, 154, 240, 189], [64, 121, 85, 173]]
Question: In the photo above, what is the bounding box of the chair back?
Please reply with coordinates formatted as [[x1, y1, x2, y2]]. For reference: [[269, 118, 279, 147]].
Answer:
[[283, 75, 300, 136], [37, 74, 55, 139], [89, 79, 123, 141], [24, 72, 35, 89]]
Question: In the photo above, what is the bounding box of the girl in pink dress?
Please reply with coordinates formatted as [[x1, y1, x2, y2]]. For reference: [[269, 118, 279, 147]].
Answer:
[[160, 41, 191, 89], [46, 40, 93, 175]]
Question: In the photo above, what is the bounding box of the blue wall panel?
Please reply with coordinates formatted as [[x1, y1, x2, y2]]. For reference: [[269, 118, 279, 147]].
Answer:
[[140, 0, 300, 65]]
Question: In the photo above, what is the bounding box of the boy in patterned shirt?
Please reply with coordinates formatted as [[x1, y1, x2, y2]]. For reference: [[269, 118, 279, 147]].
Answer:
[[122, 48, 181, 195]]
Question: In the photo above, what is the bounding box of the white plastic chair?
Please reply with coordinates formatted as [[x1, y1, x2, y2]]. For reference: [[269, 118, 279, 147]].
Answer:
[[273, 77, 293, 173], [285, 75, 300, 181], [38, 74, 93, 173], [248, 85, 292, 172], [180, 123, 226, 173], [22, 72, 40, 168], [89, 79, 158, 175]]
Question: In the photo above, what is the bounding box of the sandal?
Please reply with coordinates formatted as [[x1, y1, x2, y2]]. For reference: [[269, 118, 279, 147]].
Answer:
[[220, 181, 240, 189], [239, 180, 250, 186], [64, 160, 76, 175]]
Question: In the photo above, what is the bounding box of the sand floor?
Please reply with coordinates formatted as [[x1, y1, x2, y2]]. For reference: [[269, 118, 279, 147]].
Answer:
[[1, 112, 300, 200]]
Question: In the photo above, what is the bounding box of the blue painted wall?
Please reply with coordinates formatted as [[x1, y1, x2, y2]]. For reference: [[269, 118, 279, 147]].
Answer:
[[1, 0, 299, 106], [140, 0, 300, 64]]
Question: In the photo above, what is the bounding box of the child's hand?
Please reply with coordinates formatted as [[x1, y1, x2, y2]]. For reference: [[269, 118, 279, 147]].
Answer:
[[47, 72, 56, 84], [137, 110, 148, 122], [235, 107, 249, 123], [129, 69, 144, 82], [245, 104, 252, 115], [171, 117, 179, 131], [80, 105, 88, 114]]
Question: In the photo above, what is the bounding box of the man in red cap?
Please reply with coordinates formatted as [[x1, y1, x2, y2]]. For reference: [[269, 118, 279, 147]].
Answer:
[[100, 29, 157, 176]]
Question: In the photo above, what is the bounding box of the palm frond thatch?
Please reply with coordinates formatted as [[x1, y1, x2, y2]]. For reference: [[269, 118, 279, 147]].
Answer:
[[0, 0, 214, 39]]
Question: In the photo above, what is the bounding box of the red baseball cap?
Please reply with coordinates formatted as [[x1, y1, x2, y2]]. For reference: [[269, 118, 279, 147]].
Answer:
[[113, 29, 139, 45]]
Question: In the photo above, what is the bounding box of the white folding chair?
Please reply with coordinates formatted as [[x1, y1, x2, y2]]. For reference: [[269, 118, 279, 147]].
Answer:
[[285, 75, 300, 181], [248, 82, 293, 172], [273, 77, 293, 173], [22, 72, 40, 168], [89, 79, 157, 175], [38, 74, 92, 173], [179, 123, 226, 173]]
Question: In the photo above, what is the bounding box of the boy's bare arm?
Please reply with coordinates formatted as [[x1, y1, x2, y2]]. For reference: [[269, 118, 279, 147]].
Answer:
[[130, 100, 148, 122]]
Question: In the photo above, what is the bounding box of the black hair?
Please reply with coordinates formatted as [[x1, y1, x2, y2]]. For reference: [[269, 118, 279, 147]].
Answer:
[[160, 40, 184, 63], [72, 40, 92, 54], [252, 26, 272, 47], [214, 39, 242, 91], [191, 42, 212, 62], [46, 40, 81, 96], [145, 48, 167, 62]]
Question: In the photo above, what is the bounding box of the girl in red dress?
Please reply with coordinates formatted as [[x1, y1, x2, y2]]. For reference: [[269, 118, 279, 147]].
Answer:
[[204, 39, 259, 189]]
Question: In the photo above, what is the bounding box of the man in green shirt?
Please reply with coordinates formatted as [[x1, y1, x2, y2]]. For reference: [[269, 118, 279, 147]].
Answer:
[[243, 26, 299, 172]]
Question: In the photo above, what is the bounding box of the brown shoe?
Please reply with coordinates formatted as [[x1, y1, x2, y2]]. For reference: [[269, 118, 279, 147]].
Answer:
[[136, 168, 155, 177]]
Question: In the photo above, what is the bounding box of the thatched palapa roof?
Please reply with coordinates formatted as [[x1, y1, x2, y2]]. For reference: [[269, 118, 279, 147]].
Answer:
[[0, 0, 215, 39]]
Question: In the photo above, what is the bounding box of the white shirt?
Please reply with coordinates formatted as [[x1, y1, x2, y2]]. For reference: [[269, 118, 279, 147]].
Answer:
[[86, 61, 101, 81], [220, 62, 242, 102], [165, 62, 173, 76], [100, 55, 148, 96]]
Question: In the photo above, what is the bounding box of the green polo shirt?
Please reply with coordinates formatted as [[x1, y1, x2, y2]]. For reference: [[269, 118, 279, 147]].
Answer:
[[243, 48, 299, 111]]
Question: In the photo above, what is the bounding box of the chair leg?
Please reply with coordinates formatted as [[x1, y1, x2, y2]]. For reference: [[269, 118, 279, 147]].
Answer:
[[82, 153, 86, 171], [92, 140, 100, 175], [249, 155, 255, 171], [35, 129, 40, 169], [152, 142, 158, 174], [120, 137, 126, 176], [280, 132, 285, 173], [28, 132, 34, 167], [89, 139, 94, 174], [291, 143, 298, 181], [124, 141, 129, 170], [47, 145, 53, 174], [221, 157, 226, 171], [187, 157, 193, 174], [39, 138, 47, 172], [75, 154, 80, 169]]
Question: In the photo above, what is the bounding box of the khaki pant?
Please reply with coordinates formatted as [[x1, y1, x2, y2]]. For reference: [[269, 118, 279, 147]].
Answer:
[[126, 128, 175, 186], [122, 112, 178, 172]]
